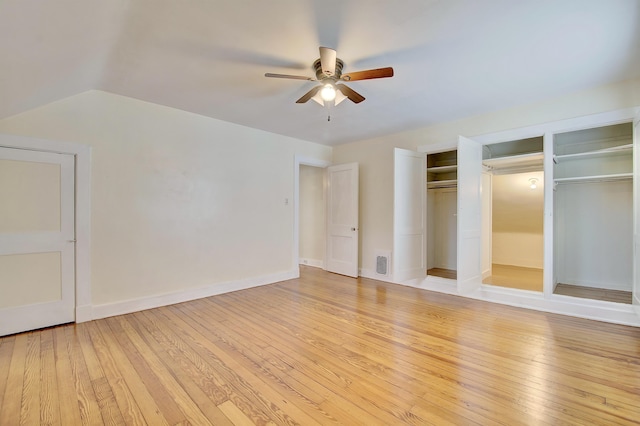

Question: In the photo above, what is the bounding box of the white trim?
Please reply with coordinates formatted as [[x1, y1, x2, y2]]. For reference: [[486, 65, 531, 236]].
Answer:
[[417, 140, 457, 154], [418, 107, 640, 152], [475, 108, 640, 146], [0, 133, 92, 323], [92, 269, 298, 320], [393, 277, 640, 327], [299, 258, 324, 269], [293, 155, 331, 274]]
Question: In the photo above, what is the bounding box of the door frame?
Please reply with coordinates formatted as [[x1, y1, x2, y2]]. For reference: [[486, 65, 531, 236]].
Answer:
[[293, 155, 331, 276], [0, 134, 92, 322]]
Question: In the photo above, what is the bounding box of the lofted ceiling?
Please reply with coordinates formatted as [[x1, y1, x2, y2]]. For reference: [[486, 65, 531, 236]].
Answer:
[[1, 0, 639, 146]]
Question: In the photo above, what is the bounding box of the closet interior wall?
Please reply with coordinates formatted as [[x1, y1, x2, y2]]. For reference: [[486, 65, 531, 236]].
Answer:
[[426, 150, 458, 279], [553, 123, 634, 298]]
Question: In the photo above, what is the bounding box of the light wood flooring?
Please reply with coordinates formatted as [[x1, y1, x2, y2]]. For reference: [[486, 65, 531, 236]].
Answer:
[[555, 283, 633, 304], [483, 264, 544, 292], [426, 267, 457, 280], [1, 265, 640, 425]]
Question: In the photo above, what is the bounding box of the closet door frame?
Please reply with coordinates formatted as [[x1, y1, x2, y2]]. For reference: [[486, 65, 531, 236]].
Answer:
[[422, 108, 639, 299], [0, 133, 92, 322], [633, 116, 640, 314], [420, 141, 458, 282]]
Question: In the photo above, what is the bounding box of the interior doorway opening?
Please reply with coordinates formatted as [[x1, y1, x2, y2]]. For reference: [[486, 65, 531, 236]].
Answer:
[[298, 164, 326, 270], [552, 123, 633, 304], [481, 137, 544, 292]]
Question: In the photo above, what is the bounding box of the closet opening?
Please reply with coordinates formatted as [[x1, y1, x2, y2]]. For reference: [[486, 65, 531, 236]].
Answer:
[[482, 137, 544, 292], [426, 149, 458, 280], [553, 123, 633, 304]]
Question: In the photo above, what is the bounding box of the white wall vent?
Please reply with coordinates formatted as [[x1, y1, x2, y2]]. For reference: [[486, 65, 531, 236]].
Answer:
[[375, 251, 391, 277]]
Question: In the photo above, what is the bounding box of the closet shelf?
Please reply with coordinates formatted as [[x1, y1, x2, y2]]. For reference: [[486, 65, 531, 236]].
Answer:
[[483, 152, 543, 169], [553, 144, 632, 163], [427, 165, 457, 173], [427, 179, 457, 189], [554, 173, 632, 185]]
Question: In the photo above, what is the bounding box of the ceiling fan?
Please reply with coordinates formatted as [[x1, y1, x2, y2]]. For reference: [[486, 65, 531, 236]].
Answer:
[[265, 47, 394, 106]]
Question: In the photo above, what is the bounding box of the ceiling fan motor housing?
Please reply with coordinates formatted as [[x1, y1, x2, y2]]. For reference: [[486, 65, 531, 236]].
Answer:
[[313, 58, 344, 80]]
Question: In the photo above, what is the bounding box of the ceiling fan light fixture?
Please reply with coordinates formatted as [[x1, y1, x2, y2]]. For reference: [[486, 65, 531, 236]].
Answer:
[[320, 83, 336, 102]]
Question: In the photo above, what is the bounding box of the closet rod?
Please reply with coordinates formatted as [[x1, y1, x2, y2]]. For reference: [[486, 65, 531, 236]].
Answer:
[[554, 173, 632, 185]]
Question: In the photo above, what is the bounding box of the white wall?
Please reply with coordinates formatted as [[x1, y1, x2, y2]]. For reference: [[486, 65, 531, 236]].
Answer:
[[555, 180, 632, 291], [299, 165, 325, 267], [0, 90, 332, 310], [492, 233, 544, 269], [333, 78, 640, 276], [491, 172, 544, 269]]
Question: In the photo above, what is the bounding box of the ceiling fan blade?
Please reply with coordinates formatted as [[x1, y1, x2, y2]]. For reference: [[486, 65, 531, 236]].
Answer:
[[265, 73, 314, 81], [336, 84, 365, 104], [319, 46, 337, 77], [296, 86, 322, 103], [341, 67, 394, 81]]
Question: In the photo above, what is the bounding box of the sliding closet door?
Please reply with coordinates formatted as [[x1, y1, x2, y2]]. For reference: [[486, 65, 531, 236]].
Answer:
[[457, 136, 483, 293]]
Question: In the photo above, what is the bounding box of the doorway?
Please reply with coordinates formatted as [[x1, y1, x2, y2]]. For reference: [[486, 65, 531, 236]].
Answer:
[[481, 137, 544, 292], [483, 171, 544, 291], [299, 164, 325, 269]]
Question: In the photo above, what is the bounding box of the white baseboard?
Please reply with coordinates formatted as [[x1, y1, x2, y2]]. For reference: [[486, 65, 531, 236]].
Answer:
[[299, 258, 324, 269], [359, 267, 393, 282], [322, 267, 639, 327], [405, 278, 640, 327], [75, 305, 93, 323], [91, 269, 298, 321]]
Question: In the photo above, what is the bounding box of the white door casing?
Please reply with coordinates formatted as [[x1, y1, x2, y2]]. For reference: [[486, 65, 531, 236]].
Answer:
[[457, 136, 483, 293], [0, 147, 75, 336], [633, 117, 640, 315], [393, 148, 427, 282], [325, 163, 359, 278]]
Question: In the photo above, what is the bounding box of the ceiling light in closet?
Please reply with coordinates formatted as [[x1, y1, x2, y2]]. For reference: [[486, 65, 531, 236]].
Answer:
[[529, 178, 538, 189]]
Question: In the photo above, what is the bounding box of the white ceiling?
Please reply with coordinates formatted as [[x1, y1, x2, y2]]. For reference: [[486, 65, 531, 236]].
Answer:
[[2, 0, 639, 146]]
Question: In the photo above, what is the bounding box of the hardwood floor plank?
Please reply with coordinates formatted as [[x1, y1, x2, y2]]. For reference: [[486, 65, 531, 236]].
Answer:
[[218, 400, 262, 426], [39, 329, 61, 425], [197, 296, 413, 425], [20, 331, 40, 425], [81, 322, 147, 425], [173, 300, 382, 425], [52, 326, 83, 425], [0, 335, 16, 412], [91, 320, 170, 426], [1, 266, 639, 425], [0, 333, 27, 425], [104, 316, 208, 426], [63, 325, 104, 425], [159, 303, 321, 425], [278, 272, 640, 422], [128, 311, 235, 426]]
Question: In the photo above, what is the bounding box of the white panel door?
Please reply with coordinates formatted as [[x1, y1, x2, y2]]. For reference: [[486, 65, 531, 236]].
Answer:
[[393, 148, 427, 282], [0, 147, 75, 336], [634, 117, 640, 314], [457, 136, 483, 293], [326, 163, 359, 277]]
